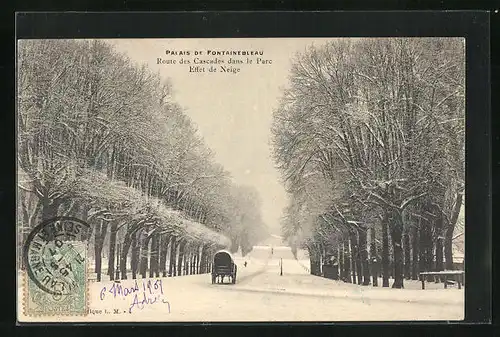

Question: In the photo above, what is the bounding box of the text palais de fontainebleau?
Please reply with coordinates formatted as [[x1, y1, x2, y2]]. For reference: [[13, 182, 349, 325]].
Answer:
[[156, 49, 273, 74]]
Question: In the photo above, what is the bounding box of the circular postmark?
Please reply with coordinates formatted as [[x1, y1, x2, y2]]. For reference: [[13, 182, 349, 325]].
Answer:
[[23, 216, 91, 296]]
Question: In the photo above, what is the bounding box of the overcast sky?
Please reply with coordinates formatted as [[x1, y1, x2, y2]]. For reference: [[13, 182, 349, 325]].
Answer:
[[109, 38, 334, 234]]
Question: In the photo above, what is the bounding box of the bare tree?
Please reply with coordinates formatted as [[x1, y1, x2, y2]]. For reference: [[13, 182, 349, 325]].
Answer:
[[272, 38, 464, 289]]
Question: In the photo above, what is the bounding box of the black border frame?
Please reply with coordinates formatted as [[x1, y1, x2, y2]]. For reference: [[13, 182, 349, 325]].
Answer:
[[12, 11, 491, 328]]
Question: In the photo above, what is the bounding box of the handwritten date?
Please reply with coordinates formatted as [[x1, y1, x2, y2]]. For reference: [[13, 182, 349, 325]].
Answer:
[[99, 279, 170, 313]]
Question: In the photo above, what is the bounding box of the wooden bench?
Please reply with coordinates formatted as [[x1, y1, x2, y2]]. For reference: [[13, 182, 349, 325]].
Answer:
[[419, 271, 465, 290]]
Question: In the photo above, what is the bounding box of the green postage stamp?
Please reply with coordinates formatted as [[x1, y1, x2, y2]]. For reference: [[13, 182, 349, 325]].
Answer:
[[23, 217, 90, 316]]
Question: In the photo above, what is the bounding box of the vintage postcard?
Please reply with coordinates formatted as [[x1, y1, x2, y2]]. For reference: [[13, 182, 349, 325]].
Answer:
[[17, 37, 465, 322]]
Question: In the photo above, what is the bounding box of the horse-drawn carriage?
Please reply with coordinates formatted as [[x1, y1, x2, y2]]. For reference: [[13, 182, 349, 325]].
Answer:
[[211, 250, 237, 284]]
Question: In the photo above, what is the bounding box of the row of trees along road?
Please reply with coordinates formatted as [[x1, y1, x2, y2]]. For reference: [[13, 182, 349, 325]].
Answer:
[[272, 38, 465, 288], [17, 39, 268, 281]]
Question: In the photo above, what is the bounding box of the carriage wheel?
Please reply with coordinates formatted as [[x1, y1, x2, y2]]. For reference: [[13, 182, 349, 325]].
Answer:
[[232, 273, 236, 284]]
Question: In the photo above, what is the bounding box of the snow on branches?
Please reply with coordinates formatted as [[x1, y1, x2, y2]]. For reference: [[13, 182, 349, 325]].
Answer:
[[272, 38, 465, 288]]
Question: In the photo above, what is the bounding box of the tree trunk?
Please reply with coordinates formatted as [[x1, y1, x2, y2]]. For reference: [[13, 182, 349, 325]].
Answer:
[[40, 197, 63, 241], [108, 221, 118, 280], [420, 203, 434, 281], [191, 251, 195, 274], [382, 216, 390, 287], [94, 220, 108, 282], [131, 233, 139, 279], [140, 233, 152, 278], [359, 227, 370, 285], [444, 235, 454, 271], [306, 246, 312, 273], [80, 206, 90, 240], [94, 241, 103, 282], [419, 218, 426, 275], [193, 246, 199, 274], [370, 227, 378, 286], [169, 237, 177, 276], [177, 240, 186, 276], [191, 251, 195, 275], [339, 242, 344, 281], [318, 247, 323, 276], [390, 210, 404, 289], [188, 252, 192, 275], [41, 196, 61, 222], [115, 243, 121, 280], [309, 246, 320, 276], [184, 250, 190, 275], [120, 229, 133, 280], [445, 193, 463, 270], [149, 233, 159, 278], [199, 244, 208, 274], [206, 249, 211, 274], [435, 209, 444, 273], [411, 224, 419, 280], [349, 232, 358, 284], [344, 240, 351, 283], [155, 235, 162, 277], [160, 235, 169, 277], [191, 251, 199, 275], [355, 239, 363, 285], [195, 246, 200, 274], [403, 232, 411, 280], [189, 250, 193, 275]]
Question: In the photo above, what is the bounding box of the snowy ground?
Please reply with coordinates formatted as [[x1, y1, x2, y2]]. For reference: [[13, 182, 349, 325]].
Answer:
[[18, 246, 464, 322]]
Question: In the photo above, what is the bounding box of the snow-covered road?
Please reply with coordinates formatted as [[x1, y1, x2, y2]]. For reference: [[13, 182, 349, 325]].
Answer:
[[18, 248, 464, 322]]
